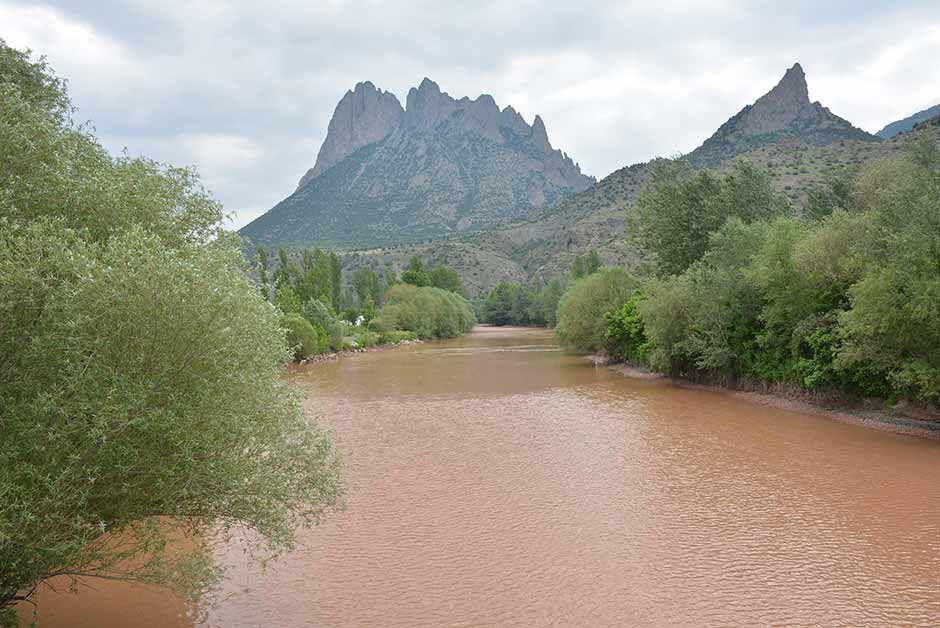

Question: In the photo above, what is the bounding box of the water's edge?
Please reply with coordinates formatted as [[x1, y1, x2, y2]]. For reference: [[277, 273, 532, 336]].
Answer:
[[604, 359, 940, 440]]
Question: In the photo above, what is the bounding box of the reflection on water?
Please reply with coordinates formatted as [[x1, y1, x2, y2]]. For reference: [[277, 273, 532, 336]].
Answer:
[[25, 326, 940, 627]]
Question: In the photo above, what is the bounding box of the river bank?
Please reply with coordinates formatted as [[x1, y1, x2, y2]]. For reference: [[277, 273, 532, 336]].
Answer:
[[597, 357, 940, 440], [296, 338, 424, 365]]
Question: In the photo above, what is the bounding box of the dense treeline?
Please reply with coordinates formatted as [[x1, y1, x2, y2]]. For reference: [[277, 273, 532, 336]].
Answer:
[[561, 143, 940, 406], [264, 249, 470, 352], [477, 250, 602, 327], [0, 42, 342, 622]]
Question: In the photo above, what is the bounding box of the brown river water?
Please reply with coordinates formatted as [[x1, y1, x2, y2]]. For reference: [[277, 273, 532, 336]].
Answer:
[[23, 326, 940, 627]]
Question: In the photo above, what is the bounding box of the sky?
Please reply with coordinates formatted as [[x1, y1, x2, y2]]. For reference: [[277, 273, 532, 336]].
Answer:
[[2, 1, 939, 229]]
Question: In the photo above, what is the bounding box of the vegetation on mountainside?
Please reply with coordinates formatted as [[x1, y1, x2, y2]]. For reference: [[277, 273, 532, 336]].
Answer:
[[0, 42, 343, 624], [557, 136, 940, 407]]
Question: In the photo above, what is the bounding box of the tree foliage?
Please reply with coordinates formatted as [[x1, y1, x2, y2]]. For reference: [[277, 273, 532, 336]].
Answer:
[[555, 267, 640, 353], [373, 284, 476, 339], [0, 41, 343, 621], [633, 159, 790, 275], [599, 140, 940, 404]]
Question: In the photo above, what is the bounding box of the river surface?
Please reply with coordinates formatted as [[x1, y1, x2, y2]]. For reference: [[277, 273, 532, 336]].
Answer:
[[25, 326, 940, 627]]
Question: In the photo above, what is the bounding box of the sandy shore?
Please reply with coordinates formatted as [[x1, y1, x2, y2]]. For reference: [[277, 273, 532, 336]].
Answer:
[[603, 359, 940, 441]]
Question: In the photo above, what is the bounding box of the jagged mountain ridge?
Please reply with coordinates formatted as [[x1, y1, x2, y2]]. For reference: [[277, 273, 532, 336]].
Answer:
[[240, 78, 594, 248], [877, 103, 940, 139], [361, 63, 897, 290]]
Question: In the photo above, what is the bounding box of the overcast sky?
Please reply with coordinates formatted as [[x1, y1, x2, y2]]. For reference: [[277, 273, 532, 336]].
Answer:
[[3, 1, 939, 229]]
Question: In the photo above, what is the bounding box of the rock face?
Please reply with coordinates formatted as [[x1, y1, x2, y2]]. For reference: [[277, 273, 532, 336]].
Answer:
[[877, 103, 940, 139], [241, 78, 594, 248], [686, 63, 878, 167], [297, 81, 403, 188]]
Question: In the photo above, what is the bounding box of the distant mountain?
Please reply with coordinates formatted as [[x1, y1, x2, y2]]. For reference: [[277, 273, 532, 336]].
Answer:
[[876, 103, 940, 139], [240, 78, 594, 248], [685, 63, 878, 168], [392, 63, 900, 290]]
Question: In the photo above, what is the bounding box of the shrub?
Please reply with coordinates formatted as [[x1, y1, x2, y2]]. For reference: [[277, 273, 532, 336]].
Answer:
[[301, 298, 344, 350], [555, 267, 639, 353], [604, 292, 648, 363], [373, 284, 475, 338], [280, 314, 328, 359], [636, 274, 694, 375], [379, 330, 419, 344]]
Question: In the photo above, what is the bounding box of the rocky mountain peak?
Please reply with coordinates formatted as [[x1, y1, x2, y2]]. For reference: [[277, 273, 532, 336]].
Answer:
[[244, 78, 595, 248], [739, 62, 812, 135], [405, 77, 459, 129], [686, 62, 878, 168], [298, 80, 404, 188], [531, 114, 551, 151]]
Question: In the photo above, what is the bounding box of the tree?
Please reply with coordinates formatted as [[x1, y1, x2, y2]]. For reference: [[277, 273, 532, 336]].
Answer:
[[301, 298, 344, 351], [401, 256, 429, 287], [273, 283, 302, 314], [257, 246, 270, 301], [0, 41, 343, 622], [835, 143, 940, 402], [483, 283, 516, 326], [633, 159, 790, 275], [555, 267, 640, 353], [427, 265, 465, 295], [330, 252, 342, 309], [352, 267, 382, 308], [373, 284, 476, 338], [570, 255, 586, 279], [585, 249, 603, 275]]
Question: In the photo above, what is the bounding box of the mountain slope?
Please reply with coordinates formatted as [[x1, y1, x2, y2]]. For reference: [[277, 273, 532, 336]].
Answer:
[[877, 103, 940, 138], [240, 79, 594, 248]]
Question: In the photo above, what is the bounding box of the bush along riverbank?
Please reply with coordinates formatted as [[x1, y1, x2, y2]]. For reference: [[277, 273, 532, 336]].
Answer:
[[294, 332, 424, 365], [556, 138, 940, 427], [278, 285, 475, 363]]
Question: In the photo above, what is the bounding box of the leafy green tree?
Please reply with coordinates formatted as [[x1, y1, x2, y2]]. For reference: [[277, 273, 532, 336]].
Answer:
[[273, 283, 302, 314], [400, 256, 429, 287], [280, 313, 329, 358], [805, 169, 854, 220], [427, 265, 465, 295], [301, 298, 344, 351], [257, 246, 271, 301], [483, 282, 515, 326], [570, 255, 586, 280], [0, 41, 343, 621], [555, 267, 639, 353], [538, 276, 567, 328], [384, 266, 399, 288], [373, 285, 476, 338], [585, 249, 603, 275], [273, 249, 295, 290], [330, 252, 342, 309], [636, 274, 695, 375], [605, 292, 648, 363], [836, 144, 940, 402], [352, 267, 383, 308], [633, 159, 790, 275]]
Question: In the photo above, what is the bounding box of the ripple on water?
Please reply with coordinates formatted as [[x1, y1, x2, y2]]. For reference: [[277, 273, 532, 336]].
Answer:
[[26, 328, 940, 628]]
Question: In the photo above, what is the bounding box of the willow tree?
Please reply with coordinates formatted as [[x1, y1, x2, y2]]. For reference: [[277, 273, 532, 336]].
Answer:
[[0, 41, 343, 623]]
